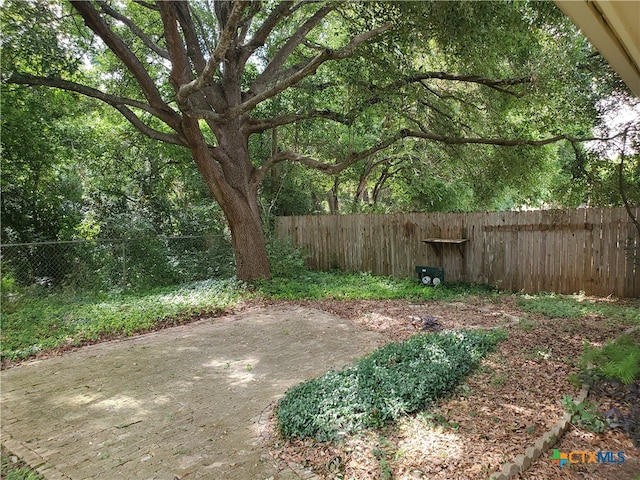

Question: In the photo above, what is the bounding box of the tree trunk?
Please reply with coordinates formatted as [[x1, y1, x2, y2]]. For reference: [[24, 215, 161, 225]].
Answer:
[[328, 177, 340, 214], [221, 192, 271, 281], [185, 118, 271, 281]]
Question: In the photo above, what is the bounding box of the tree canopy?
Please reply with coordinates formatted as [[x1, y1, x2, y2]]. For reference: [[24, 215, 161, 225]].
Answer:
[[2, 0, 637, 280]]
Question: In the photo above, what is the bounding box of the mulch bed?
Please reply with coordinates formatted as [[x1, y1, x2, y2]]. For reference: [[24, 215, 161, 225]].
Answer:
[[264, 296, 640, 479]]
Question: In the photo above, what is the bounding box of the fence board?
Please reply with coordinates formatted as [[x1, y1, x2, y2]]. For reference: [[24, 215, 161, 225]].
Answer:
[[600, 209, 613, 295], [470, 212, 487, 285], [532, 210, 543, 293], [582, 209, 596, 294], [578, 208, 589, 291], [610, 208, 621, 297], [505, 212, 516, 291], [567, 209, 581, 294], [624, 208, 640, 297], [592, 208, 605, 295]]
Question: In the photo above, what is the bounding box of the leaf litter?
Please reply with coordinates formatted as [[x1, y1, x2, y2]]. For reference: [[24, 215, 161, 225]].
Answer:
[[265, 296, 639, 479]]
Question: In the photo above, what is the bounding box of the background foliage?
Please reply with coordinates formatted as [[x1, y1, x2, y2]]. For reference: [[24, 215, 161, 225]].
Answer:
[[1, 0, 638, 284]]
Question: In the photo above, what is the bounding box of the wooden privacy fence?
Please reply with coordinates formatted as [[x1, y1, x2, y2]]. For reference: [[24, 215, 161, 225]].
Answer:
[[275, 207, 640, 298]]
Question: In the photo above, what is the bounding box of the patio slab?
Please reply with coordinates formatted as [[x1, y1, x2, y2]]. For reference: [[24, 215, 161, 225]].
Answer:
[[1, 306, 385, 479]]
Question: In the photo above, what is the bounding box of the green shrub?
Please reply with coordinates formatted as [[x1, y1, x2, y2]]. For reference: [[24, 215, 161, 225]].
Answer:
[[581, 334, 640, 384], [266, 236, 309, 278], [276, 329, 506, 441], [561, 395, 606, 433]]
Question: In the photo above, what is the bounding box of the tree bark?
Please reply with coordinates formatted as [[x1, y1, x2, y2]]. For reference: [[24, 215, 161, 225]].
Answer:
[[328, 178, 340, 214], [218, 130, 269, 280], [183, 117, 271, 280], [221, 190, 270, 281]]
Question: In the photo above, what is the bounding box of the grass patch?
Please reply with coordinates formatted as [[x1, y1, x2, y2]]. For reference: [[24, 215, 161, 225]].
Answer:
[[276, 328, 506, 441], [1, 279, 243, 361], [517, 293, 640, 324]]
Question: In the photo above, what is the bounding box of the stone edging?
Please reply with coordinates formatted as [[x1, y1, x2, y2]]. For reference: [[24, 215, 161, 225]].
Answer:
[[487, 383, 590, 480]]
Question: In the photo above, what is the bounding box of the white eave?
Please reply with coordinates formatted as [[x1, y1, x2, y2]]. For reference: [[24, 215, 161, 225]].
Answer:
[[555, 0, 640, 97]]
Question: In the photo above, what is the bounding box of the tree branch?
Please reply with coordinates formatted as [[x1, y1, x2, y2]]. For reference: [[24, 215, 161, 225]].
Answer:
[[402, 110, 474, 141], [401, 129, 630, 147], [247, 1, 302, 49], [6, 72, 180, 129], [175, 2, 207, 74], [419, 82, 485, 111], [246, 110, 349, 133], [132, 0, 158, 11], [238, 1, 263, 45], [70, 1, 168, 111], [249, 4, 335, 96], [176, 1, 246, 107], [415, 101, 473, 133], [96, 0, 169, 60], [158, 2, 193, 88], [227, 22, 393, 120], [113, 105, 187, 146], [158, 2, 226, 117], [288, 68, 525, 125], [406, 72, 532, 96], [617, 129, 640, 237], [255, 130, 405, 183], [6, 73, 185, 146]]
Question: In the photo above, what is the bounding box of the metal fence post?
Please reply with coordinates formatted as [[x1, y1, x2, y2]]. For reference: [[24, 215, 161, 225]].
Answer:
[[121, 240, 127, 288]]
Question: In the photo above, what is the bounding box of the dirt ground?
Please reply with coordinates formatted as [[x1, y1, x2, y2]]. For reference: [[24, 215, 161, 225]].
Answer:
[[2, 296, 639, 480], [263, 297, 640, 480]]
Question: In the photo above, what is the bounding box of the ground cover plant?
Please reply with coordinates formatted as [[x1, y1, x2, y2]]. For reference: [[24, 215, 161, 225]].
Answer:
[[0, 446, 42, 480], [276, 329, 506, 441], [255, 270, 497, 301], [517, 293, 640, 325], [0, 279, 242, 362], [0, 270, 495, 364]]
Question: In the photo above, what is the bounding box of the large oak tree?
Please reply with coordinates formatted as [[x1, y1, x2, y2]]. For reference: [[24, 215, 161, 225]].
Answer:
[[4, 1, 630, 280]]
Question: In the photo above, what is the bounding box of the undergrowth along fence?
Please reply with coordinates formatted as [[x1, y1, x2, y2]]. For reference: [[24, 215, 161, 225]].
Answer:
[[275, 207, 640, 298], [0, 235, 233, 291]]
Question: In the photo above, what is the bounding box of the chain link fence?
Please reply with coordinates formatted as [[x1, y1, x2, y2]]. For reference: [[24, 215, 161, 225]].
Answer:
[[1, 235, 234, 292]]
